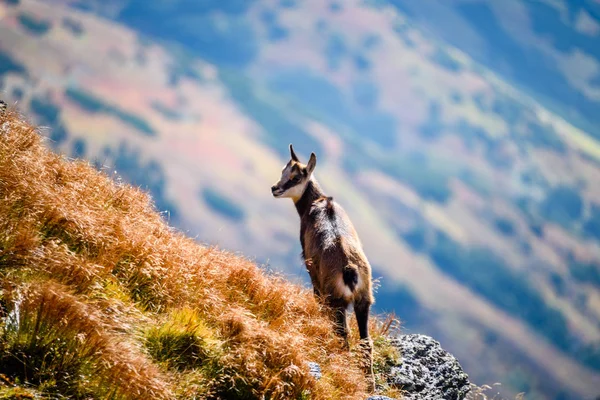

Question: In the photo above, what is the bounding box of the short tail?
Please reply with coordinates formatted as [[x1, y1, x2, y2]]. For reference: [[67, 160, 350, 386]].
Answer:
[[342, 265, 358, 292]]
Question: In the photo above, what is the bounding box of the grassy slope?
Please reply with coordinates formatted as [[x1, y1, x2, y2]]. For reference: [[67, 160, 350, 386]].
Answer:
[[0, 109, 400, 400]]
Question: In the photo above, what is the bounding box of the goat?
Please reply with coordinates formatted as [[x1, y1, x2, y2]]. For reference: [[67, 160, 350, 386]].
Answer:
[[271, 144, 375, 388]]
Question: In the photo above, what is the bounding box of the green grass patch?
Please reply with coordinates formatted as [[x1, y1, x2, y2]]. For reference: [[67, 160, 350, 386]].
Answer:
[[0, 384, 40, 399], [0, 291, 99, 398], [145, 308, 221, 371]]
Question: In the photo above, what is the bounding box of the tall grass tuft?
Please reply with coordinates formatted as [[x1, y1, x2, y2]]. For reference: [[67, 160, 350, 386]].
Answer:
[[145, 307, 222, 371], [0, 282, 171, 399]]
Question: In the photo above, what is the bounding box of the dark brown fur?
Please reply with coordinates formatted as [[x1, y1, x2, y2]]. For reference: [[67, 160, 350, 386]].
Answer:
[[296, 181, 374, 339], [272, 145, 375, 388]]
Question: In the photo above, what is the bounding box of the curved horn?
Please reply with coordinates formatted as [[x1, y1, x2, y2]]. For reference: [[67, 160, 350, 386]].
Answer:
[[289, 143, 299, 161]]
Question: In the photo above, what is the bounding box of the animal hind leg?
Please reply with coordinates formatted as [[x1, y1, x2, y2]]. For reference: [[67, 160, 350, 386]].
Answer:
[[327, 297, 349, 348], [354, 298, 375, 391], [354, 297, 371, 340]]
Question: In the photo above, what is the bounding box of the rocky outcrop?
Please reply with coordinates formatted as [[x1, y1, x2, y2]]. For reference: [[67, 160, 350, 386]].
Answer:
[[313, 333, 470, 399], [383, 334, 471, 400], [311, 333, 471, 399]]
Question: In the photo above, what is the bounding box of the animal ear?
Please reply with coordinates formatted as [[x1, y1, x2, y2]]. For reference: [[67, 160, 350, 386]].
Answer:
[[306, 152, 317, 175], [289, 144, 299, 162]]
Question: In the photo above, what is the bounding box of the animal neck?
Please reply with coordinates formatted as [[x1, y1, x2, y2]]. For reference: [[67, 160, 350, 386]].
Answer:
[[294, 178, 325, 217]]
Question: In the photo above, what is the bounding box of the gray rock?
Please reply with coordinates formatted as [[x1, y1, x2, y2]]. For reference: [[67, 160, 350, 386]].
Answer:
[[387, 334, 470, 400], [307, 361, 322, 380], [367, 396, 396, 400]]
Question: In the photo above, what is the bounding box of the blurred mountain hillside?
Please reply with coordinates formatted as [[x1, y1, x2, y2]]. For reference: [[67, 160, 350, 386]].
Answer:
[[0, 0, 599, 399]]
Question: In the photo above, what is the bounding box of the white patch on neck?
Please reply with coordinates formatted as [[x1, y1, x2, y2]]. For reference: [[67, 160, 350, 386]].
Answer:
[[286, 183, 307, 202], [290, 176, 317, 203]]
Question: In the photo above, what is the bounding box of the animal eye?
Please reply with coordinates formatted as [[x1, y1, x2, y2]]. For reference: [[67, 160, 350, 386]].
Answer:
[[291, 176, 301, 183]]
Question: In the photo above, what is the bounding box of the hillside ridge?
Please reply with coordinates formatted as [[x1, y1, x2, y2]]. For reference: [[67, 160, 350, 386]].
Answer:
[[0, 107, 406, 399]]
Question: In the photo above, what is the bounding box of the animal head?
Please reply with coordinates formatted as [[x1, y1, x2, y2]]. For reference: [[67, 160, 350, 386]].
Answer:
[[271, 144, 317, 201]]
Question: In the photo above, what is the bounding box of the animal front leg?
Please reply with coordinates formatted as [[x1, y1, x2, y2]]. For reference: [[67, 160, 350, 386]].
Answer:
[[304, 257, 321, 298]]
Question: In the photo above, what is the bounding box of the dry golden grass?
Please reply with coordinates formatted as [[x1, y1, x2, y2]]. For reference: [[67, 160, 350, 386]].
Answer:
[[0, 108, 399, 399]]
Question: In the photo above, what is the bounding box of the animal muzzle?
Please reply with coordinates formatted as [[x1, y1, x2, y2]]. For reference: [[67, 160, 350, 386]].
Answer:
[[271, 185, 283, 197]]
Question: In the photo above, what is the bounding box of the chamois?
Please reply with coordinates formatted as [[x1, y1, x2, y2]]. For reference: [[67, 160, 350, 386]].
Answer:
[[271, 144, 375, 387]]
